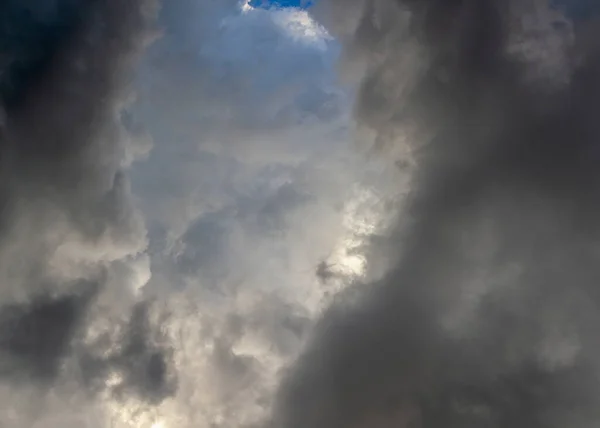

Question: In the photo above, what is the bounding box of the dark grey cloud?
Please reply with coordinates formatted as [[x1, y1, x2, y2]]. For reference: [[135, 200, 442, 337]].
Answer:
[[273, 1, 600, 427], [0, 0, 176, 421], [0, 0, 83, 107], [113, 302, 177, 404], [0, 278, 99, 383], [79, 301, 177, 405]]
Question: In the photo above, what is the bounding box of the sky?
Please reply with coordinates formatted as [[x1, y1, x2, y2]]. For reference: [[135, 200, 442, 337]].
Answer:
[[2, 1, 600, 428], [249, 0, 312, 8]]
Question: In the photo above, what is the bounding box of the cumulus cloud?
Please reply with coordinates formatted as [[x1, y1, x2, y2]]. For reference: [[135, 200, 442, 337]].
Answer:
[[120, 1, 403, 426], [272, 1, 600, 428], [13, 0, 584, 427], [70, 1, 409, 426], [0, 0, 400, 426], [0, 0, 178, 426]]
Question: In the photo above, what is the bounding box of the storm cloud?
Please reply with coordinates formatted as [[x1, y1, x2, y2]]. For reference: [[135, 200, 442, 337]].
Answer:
[[273, 1, 600, 428], [0, 0, 177, 425], [6, 0, 597, 427]]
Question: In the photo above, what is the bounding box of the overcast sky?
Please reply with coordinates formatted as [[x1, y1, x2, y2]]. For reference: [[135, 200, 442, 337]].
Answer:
[[2, 1, 600, 427]]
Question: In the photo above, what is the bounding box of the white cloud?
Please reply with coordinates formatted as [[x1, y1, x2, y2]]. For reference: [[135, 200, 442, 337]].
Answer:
[[111, 1, 402, 427]]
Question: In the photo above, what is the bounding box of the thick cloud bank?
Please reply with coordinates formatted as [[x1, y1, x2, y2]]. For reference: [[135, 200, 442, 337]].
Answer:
[[274, 1, 600, 428]]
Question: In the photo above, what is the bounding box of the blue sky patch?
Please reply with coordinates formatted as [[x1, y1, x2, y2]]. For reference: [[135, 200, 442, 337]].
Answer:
[[249, 0, 314, 9]]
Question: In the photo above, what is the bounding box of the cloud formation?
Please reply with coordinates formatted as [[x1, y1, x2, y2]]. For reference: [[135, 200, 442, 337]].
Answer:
[[0, 1, 178, 426], [273, 1, 600, 427], [0, 1, 399, 426], [120, 2, 400, 426], [11, 0, 597, 427]]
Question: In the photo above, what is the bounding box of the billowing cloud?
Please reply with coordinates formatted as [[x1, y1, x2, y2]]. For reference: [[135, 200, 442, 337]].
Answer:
[[12, 0, 596, 427], [0, 0, 402, 426], [273, 1, 600, 428], [0, 1, 179, 426], [121, 2, 401, 426]]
